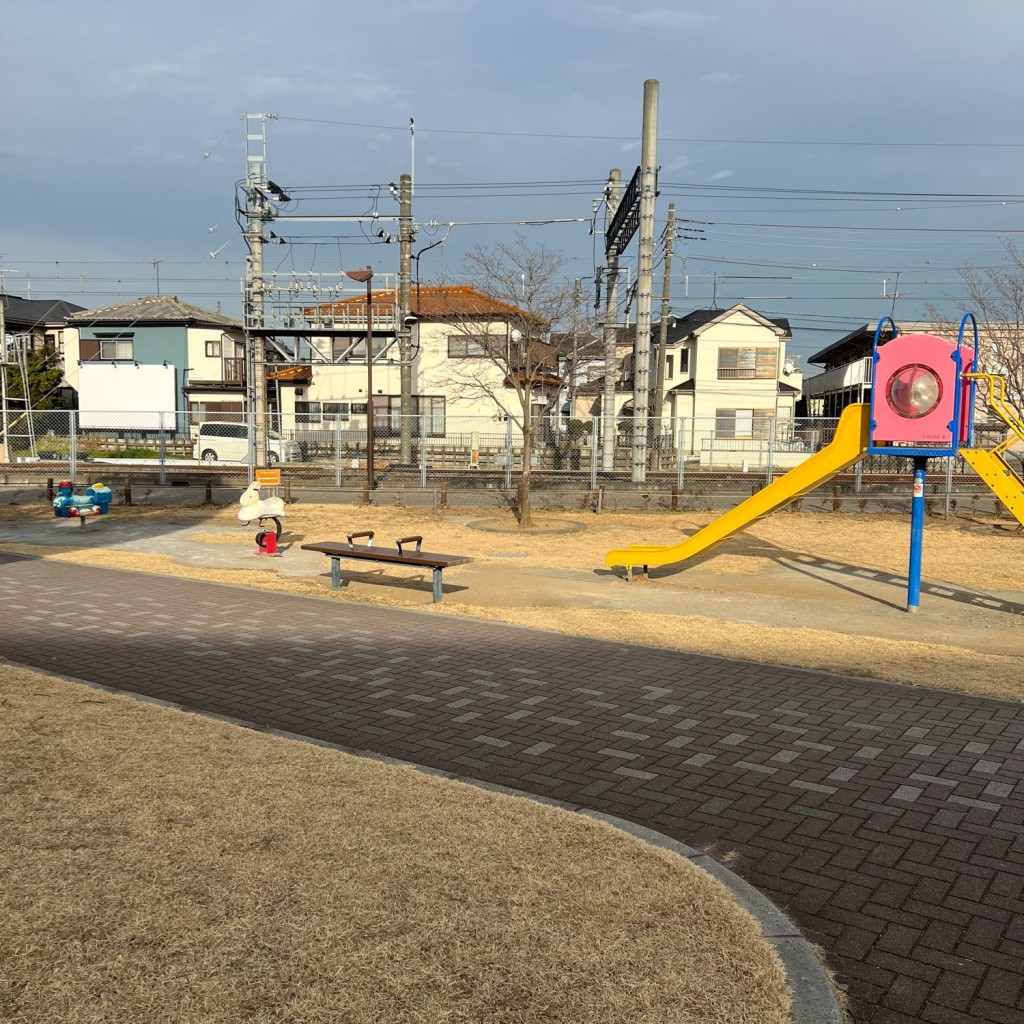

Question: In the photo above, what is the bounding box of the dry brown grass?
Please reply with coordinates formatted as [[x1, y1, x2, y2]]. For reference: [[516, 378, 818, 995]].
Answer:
[[0, 664, 793, 1024]]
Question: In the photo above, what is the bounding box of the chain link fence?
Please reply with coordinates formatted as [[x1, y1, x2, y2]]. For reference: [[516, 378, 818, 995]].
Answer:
[[0, 409, 1017, 518]]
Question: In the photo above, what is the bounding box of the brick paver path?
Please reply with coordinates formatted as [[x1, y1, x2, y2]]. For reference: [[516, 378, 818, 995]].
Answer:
[[3, 553, 1023, 1024]]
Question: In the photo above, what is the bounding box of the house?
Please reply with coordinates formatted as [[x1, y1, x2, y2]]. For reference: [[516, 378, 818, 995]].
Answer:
[[574, 304, 802, 443], [801, 323, 885, 418], [1, 294, 85, 355], [277, 285, 558, 438], [63, 295, 250, 434]]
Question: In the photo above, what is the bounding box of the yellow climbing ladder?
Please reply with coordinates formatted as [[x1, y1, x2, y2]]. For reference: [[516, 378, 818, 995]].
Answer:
[[960, 372, 1024, 527]]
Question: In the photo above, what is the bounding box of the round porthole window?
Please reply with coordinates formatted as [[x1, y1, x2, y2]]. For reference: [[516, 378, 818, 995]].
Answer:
[[886, 364, 942, 419]]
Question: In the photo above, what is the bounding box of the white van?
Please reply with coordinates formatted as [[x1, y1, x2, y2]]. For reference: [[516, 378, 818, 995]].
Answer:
[[193, 422, 301, 464]]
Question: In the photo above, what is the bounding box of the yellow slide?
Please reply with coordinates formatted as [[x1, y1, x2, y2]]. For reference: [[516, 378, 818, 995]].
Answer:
[[960, 371, 1024, 528], [605, 403, 871, 573]]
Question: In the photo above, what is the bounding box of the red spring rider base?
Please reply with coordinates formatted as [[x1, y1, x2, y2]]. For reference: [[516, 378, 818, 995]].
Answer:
[[255, 516, 282, 556]]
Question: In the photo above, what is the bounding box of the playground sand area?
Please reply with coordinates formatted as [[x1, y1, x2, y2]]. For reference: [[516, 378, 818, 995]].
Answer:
[[1, 662, 793, 1024], [1, 502, 1021, 700]]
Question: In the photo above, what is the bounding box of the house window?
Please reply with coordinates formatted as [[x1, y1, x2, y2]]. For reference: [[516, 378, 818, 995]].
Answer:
[[82, 333, 134, 360], [188, 400, 244, 426], [331, 337, 368, 362], [678, 349, 688, 374], [351, 402, 368, 415], [448, 334, 492, 358], [323, 402, 350, 422], [666, 355, 674, 379], [717, 347, 777, 380], [715, 408, 773, 439], [295, 401, 322, 424], [206, 340, 222, 358], [413, 396, 445, 436]]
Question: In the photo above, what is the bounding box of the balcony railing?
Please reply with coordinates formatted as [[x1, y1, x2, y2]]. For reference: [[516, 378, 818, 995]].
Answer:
[[222, 357, 245, 384]]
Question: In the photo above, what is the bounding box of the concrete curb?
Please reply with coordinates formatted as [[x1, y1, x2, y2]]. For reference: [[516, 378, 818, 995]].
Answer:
[[5, 660, 845, 1024]]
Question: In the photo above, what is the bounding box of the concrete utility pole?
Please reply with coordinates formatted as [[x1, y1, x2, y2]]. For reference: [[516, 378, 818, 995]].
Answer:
[[601, 168, 622, 473], [569, 277, 581, 416], [398, 172, 414, 463], [631, 78, 659, 483], [243, 113, 271, 467], [653, 201, 676, 441]]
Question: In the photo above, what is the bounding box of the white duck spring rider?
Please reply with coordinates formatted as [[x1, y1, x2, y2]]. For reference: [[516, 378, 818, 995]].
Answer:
[[238, 481, 286, 556]]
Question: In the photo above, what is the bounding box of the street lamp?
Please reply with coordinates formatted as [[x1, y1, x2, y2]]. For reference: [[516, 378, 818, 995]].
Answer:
[[345, 266, 376, 489]]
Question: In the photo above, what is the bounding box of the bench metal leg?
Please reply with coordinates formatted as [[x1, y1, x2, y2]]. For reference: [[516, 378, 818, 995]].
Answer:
[[330, 557, 342, 590], [432, 567, 443, 603]]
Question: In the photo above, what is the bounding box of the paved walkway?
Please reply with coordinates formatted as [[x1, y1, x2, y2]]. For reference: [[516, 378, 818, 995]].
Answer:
[[2, 551, 1023, 1024]]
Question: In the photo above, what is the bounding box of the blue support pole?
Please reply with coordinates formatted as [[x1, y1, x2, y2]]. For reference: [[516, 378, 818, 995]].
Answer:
[[907, 457, 928, 612]]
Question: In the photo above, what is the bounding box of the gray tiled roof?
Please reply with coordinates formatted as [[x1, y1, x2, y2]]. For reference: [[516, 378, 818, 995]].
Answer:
[[66, 295, 241, 328]]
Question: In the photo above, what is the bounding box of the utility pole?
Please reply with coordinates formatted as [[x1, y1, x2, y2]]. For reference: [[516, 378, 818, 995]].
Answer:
[[631, 78, 658, 483], [242, 113, 271, 467], [653, 202, 676, 444], [569, 277, 581, 417], [398, 172, 414, 463], [601, 168, 621, 473]]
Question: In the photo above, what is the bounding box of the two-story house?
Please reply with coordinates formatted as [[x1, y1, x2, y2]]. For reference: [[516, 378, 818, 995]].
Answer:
[[277, 285, 557, 439], [575, 303, 802, 444], [63, 295, 249, 434], [1, 294, 85, 355]]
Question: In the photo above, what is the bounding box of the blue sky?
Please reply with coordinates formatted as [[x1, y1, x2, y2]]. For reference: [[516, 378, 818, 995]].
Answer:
[[5, 0, 1024, 358]]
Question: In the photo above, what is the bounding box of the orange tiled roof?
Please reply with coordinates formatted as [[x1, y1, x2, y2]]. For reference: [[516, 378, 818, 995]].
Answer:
[[267, 364, 312, 382], [319, 285, 537, 322]]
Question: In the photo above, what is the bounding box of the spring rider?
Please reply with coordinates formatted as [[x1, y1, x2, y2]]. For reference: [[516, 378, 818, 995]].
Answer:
[[238, 481, 286, 556], [52, 480, 113, 522]]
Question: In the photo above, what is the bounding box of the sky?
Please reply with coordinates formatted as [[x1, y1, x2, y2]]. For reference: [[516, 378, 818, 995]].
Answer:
[[5, 0, 1024, 361]]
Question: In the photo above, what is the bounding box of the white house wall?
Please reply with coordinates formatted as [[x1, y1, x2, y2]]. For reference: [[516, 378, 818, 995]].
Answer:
[[688, 312, 800, 425], [298, 320, 526, 429]]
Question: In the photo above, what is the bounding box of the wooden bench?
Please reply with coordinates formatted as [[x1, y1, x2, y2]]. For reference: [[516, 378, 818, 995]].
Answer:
[[301, 532, 472, 603]]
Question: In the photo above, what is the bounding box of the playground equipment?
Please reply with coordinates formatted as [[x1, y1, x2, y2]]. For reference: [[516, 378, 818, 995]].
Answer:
[[52, 480, 112, 521], [606, 314, 1024, 611], [238, 481, 286, 556]]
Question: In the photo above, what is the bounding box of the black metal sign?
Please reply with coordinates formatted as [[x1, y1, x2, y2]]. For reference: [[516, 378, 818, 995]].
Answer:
[[605, 166, 641, 258]]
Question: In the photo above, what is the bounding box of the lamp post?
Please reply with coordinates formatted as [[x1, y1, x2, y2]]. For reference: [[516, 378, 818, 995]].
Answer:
[[345, 267, 375, 489]]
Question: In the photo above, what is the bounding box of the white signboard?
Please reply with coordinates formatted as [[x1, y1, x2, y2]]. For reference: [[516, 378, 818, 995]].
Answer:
[[78, 363, 176, 430]]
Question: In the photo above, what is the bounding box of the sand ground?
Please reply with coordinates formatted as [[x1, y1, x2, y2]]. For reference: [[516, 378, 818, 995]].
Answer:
[[1, 500, 1020, 700]]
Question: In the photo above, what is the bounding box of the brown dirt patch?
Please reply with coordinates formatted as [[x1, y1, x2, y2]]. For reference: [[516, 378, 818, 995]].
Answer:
[[0, 664, 792, 1024]]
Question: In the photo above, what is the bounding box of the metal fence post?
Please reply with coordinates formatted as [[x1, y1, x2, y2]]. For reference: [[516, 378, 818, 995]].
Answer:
[[944, 455, 954, 519], [676, 417, 686, 490], [68, 410, 77, 486], [334, 416, 342, 487], [590, 415, 599, 490], [765, 419, 774, 486], [854, 458, 863, 494], [504, 417, 513, 490], [246, 405, 256, 478], [420, 414, 428, 488], [158, 411, 167, 486]]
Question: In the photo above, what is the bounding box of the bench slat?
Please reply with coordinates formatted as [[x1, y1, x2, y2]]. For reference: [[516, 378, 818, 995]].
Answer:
[[301, 541, 471, 570]]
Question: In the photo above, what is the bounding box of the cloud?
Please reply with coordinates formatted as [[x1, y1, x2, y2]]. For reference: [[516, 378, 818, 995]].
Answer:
[[396, 0, 477, 10], [664, 155, 693, 172], [628, 7, 716, 29], [619, 140, 640, 153], [0, 142, 54, 159], [701, 71, 740, 84], [560, 4, 716, 31], [708, 169, 734, 182]]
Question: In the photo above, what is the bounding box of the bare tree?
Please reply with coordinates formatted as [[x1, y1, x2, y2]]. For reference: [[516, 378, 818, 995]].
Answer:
[[430, 237, 576, 527], [927, 240, 1024, 419]]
